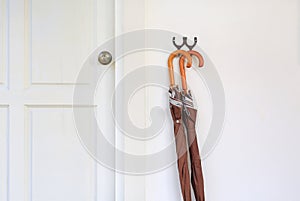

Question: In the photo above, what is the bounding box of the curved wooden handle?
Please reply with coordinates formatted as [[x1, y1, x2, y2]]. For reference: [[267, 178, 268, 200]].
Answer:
[[179, 56, 188, 93], [187, 50, 204, 68], [180, 50, 205, 93], [168, 50, 192, 87]]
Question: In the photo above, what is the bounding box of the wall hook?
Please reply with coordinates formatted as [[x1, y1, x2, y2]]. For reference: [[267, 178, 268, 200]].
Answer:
[[172, 37, 198, 50], [172, 37, 185, 50], [185, 37, 197, 51]]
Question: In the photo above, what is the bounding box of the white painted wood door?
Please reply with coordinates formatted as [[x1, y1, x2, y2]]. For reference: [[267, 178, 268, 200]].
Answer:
[[0, 0, 118, 200]]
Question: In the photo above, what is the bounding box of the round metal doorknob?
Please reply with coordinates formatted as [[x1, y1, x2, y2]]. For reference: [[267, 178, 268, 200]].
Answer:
[[98, 51, 112, 65]]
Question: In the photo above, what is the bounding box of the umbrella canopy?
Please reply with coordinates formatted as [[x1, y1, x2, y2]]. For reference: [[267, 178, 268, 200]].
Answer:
[[168, 50, 192, 201], [180, 51, 205, 201], [169, 87, 191, 201]]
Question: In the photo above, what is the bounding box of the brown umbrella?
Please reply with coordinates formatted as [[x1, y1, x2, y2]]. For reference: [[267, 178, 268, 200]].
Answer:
[[168, 50, 192, 201], [179, 50, 205, 201]]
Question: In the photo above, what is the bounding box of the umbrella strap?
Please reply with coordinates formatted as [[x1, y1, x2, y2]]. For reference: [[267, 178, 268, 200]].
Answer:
[[181, 99, 195, 124]]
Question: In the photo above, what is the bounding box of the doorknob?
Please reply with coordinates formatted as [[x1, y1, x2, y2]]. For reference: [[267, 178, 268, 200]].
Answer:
[[98, 51, 112, 65]]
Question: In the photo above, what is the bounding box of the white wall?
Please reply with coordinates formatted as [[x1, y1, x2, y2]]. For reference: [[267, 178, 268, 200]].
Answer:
[[139, 0, 300, 200]]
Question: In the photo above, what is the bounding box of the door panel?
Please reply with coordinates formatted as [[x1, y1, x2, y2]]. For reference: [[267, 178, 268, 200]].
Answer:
[[0, 106, 8, 201], [27, 0, 95, 85], [27, 106, 96, 201], [0, 0, 8, 87]]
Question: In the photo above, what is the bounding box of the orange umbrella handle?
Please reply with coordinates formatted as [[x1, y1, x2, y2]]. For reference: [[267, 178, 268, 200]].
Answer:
[[168, 50, 192, 88], [187, 50, 204, 68], [179, 50, 205, 93], [179, 57, 188, 93]]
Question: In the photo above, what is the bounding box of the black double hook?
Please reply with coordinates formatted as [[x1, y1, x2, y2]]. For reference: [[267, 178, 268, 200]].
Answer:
[[172, 37, 197, 50]]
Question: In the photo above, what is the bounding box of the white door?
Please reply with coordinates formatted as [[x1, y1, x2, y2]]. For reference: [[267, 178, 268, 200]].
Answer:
[[0, 0, 118, 200]]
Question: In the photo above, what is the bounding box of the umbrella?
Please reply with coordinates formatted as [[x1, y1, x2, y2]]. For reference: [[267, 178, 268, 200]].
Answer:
[[179, 50, 205, 201], [168, 50, 193, 201]]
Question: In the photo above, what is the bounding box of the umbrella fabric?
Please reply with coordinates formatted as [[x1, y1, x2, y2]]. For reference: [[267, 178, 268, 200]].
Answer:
[[169, 87, 192, 201], [182, 92, 205, 201]]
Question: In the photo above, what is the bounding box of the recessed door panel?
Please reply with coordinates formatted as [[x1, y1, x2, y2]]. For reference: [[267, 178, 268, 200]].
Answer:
[[28, 0, 95, 85], [27, 106, 96, 201], [0, 0, 8, 86], [0, 106, 8, 201]]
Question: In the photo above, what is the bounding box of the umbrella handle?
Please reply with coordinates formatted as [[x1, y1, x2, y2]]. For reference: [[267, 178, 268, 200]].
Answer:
[[179, 50, 205, 94], [168, 50, 192, 88], [179, 57, 189, 93], [187, 50, 204, 68]]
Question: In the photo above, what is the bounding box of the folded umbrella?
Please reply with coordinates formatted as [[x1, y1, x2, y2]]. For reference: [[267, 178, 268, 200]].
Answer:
[[168, 50, 192, 201], [179, 51, 205, 201]]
